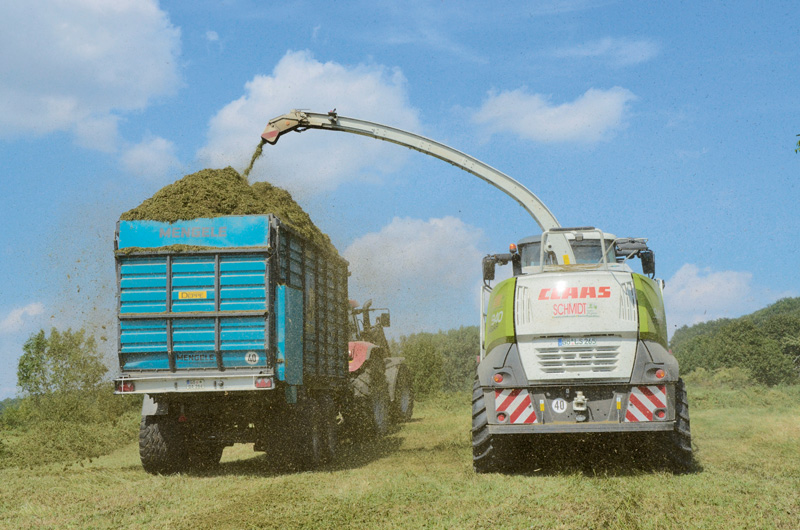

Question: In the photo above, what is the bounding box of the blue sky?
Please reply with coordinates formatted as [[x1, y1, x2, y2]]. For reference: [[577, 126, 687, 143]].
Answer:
[[1, 1, 798, 398]]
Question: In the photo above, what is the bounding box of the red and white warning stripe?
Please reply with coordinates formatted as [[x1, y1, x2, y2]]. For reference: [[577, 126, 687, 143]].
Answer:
[[495, 388, 537, 424], [624, 385, 667, 422]]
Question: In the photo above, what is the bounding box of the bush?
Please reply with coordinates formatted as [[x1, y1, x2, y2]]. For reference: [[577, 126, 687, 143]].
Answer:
[[0, 385, 140, 468], [1, 327, 141, 468], [396, 326, 480, 397]]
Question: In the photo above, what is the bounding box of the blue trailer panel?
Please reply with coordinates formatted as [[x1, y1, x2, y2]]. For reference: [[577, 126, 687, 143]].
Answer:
[[115, 214, 348, 387]]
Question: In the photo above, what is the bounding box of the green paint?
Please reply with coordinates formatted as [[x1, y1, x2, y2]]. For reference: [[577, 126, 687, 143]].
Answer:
[[484, 277, 517, 352], [633, 273, 668, 348]]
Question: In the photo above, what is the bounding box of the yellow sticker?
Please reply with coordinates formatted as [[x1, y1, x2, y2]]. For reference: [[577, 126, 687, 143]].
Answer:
[[562, 254, 571, 265], [179, 291, 207, 300]]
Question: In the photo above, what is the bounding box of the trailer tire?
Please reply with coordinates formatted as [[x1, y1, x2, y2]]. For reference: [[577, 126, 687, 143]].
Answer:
[[472, 376, 502, 473], [186, 442, 224, 471], [665, 378, 694, 472], [139, 415, 187, 474], [297, 398, 324, 470], [392, 366, 414, 423], [318, 394, 338, 464]]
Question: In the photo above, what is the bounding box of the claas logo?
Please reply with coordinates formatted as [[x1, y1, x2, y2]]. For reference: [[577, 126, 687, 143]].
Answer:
[[491, 293, 504, 308], [538, 286, 611, 300]]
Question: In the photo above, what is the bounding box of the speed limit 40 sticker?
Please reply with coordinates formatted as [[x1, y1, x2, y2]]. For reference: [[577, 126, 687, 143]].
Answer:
[[551, 397, 568, 414], [245, 351, 260, 365]]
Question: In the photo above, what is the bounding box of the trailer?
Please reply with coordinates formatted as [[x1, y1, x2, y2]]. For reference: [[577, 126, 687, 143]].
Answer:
[[114, 214, 354, 472]]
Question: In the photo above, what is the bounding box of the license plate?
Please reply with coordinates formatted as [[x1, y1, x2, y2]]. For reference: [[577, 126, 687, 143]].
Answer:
[[186, 379, 204, 389], [558, 337, 597, 347]]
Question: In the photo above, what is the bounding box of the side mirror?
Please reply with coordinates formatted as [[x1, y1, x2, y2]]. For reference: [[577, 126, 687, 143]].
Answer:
[[482, 253, 513, 282], [482, 256, 496, 282], [640, 249, 655, 277], [379, 312, 390, 328]]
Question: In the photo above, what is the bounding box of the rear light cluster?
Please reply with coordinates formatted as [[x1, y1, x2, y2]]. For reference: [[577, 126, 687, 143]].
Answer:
[[115, 380, 135, 393], [254, 377, 273, 389]]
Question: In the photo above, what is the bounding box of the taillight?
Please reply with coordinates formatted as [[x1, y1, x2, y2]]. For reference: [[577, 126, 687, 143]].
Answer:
[[254, 377, 273, 389], [497, 412, 507, 422], [493, 373, 504, 383], [654, 409, 666, 420], [116, 380, 135, 393], [655, 369, 666, 379]]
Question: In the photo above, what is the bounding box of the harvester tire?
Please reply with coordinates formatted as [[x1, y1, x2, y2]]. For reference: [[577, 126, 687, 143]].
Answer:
[[392, 366, 414, 423], [139, 415, 187, 474], [665, 378, 694, 472], [472, 376, 501, 473]]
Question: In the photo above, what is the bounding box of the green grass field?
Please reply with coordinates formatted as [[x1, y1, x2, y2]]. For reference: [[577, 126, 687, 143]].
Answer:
[[1, 383, 799, 529]]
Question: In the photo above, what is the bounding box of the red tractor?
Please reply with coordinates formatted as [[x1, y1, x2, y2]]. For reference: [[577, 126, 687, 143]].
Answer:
[[343, 300, 414, 436]]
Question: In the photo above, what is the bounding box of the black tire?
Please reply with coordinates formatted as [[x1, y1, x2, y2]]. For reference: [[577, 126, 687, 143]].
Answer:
[[139, 415, 187, 475], [392, 366, 415, 423], [186, 442, 223, 471], [369, 388, 391, 437], [297, 398, 324, 470], [350, 356, 391, 438], [317, 394, 338, 464], [472, 376, 501, 473], [665, 378, 694, 472]]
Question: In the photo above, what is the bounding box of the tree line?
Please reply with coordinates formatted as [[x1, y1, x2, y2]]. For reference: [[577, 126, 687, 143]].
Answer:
[[670, 297, 800, 386]]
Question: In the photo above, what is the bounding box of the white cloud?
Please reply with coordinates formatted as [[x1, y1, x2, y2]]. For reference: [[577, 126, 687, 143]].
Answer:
[[554, 38, 659, 67], [0, 303, 44, 335], [664, 264, 789, 333], [197, 50, 421, 196], [343, 217, 483, 336], [74, 114, 120, 153], [472, 87, 636, 143], [205, 30, 219, 42], [121, 135, 181, 179], [0, 0, 181, 150]]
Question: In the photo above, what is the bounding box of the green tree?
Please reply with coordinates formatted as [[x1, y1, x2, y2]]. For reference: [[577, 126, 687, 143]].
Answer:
[[438, 326, 480, 392], [398, 333, 443, 397], [17, 328, 107, 396]]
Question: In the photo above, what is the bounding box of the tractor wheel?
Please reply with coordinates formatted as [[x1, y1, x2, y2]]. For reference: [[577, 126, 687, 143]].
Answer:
[[665, 378, 694, 472], [472, 376, 502, 473], [369, 388, 391, 437], [139, 415, 187, 474], [392, 366, 415, 423]]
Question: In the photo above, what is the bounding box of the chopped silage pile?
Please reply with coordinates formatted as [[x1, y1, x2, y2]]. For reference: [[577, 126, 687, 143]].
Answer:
[[119, 166, 335, 253]]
